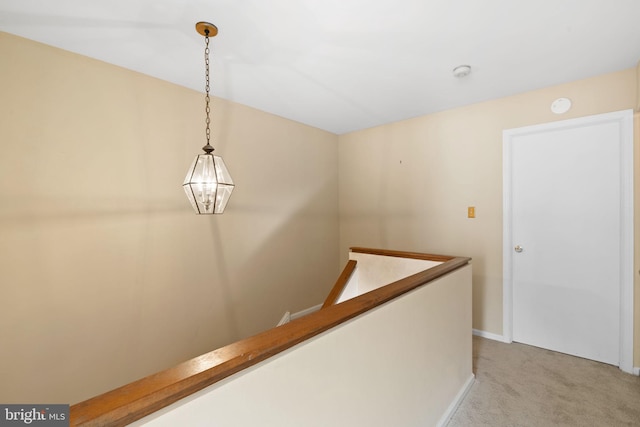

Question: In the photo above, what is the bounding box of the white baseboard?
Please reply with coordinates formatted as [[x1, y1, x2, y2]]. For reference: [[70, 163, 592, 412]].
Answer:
[[633, 367, 640, 376], [436, 373, 475, 427], [472, 329, 511, 343], [277, 311, 291, 326], [277, 304, 323, 327], [291, 303, 322, 320]]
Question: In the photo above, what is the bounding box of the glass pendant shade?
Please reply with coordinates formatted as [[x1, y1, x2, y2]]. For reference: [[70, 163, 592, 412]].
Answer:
[[183, 153, 234, 214]]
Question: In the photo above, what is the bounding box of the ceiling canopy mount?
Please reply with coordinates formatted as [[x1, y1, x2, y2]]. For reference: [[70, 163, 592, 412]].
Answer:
[[195, 22, 218, 37]]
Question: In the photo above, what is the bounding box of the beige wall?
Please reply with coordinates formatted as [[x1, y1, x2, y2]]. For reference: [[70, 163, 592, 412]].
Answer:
[[0, 32, 339, 403], [339, 68, 640, 366]]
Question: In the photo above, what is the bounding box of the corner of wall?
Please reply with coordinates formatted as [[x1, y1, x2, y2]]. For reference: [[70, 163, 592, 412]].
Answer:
[[636, 60, 640, 111]]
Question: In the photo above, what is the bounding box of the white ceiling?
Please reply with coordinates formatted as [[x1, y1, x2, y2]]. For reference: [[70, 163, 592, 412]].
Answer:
[[1, 0, 639, 134]]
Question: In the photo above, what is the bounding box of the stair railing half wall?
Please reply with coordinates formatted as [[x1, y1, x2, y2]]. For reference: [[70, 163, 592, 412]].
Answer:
[[70, 248, 471, 427]]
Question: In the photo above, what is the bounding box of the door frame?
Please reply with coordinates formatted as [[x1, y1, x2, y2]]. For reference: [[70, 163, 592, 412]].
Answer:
[[502, 109, 634, 373]]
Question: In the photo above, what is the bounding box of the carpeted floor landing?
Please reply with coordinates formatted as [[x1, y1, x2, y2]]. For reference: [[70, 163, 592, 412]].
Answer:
[[448, 336, 640, 426]]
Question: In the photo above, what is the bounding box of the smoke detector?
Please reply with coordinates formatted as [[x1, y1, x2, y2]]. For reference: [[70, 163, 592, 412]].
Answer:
[[453, 65, 471, 78], [551, 97, 572, 114]]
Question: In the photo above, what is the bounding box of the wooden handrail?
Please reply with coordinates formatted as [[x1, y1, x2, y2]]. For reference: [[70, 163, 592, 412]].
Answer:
[[322, 259, 357, 308], [350, 246, 455, 262], [70, 251, 470, 427]]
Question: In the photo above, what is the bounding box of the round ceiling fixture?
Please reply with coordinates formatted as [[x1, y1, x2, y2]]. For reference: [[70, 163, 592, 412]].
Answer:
[[551, 97, 572, 114], [453, 65, 471, 78]]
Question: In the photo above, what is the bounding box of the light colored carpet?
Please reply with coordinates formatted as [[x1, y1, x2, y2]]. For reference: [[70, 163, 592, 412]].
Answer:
[[448, 336, 640, 426]]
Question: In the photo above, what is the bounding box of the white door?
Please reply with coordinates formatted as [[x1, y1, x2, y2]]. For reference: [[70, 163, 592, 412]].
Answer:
[[503, 110, 634, 371]]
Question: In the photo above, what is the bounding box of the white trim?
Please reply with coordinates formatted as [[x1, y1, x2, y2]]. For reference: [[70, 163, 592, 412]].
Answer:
[[633, 367, 640, 377], [618, 110, 634, 373], [436, 374, 475, 427], [290, 303, 322, 320], [502, 109, 634, 374], [277, 304, 323, 327], [276, 311, 291, 327], [502, 129, 514, 342], [472, 329, 511, 343]]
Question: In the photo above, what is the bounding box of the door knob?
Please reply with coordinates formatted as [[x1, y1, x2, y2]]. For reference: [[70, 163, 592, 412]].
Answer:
[[514, 245, 523, 253]]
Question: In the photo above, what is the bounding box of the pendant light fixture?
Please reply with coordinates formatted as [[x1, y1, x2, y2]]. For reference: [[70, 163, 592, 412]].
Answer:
[[183, 22, 234, 214]]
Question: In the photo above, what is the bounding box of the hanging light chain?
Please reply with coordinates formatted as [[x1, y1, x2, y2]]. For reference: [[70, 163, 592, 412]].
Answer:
[[203, 30, 214, 153]]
